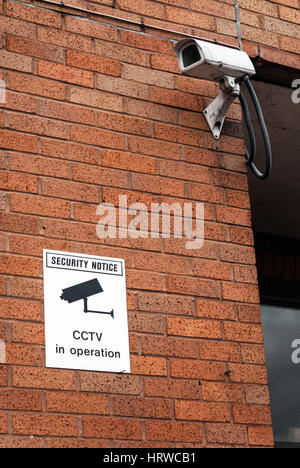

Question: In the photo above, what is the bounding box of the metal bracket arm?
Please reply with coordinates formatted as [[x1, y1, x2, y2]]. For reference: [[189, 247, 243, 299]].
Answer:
[[203, 76, 240, 140]]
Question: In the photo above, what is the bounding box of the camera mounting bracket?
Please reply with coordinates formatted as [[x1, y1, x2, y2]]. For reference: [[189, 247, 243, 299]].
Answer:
[[203, 75, 240, 140], [83, 297, 114, 318]]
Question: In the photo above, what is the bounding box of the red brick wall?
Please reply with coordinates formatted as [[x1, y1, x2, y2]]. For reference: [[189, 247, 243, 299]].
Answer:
[[0, 0, 298, 448]]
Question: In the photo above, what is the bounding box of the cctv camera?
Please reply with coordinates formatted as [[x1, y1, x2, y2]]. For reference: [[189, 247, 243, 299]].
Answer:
[[60, 278, 103, 303], [60, 278, 114, 318], [175, 38, 255, 82], [174, 38, 272, 180], [175, 38, 256, 140]]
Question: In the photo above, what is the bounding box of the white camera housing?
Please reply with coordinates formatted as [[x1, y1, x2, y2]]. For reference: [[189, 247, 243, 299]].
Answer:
[[175, 38, 256, 139], [175, 38, 256, 82]]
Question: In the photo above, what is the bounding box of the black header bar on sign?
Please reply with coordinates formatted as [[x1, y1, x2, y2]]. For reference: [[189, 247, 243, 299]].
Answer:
[[45, 252, 123, 276]]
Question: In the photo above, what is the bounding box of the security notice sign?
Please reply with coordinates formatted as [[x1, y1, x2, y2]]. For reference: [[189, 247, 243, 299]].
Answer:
[[43, 250, 130, 373]]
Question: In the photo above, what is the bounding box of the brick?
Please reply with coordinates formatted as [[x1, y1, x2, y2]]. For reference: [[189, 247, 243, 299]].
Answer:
[[6, 36, 63, 62], [158, 159, 211, 184], [232, 404, 272, 425], [241, 344, 266, 364], [0, 367, 7, 387], [241, 24, 280, 48], [132, 173, 184, 197], [0, 254, 40, 277], [199, 340, 240, 362], [220, 244, 256, 264], [128, 135, 180, 160], [0, 170, 38, 193], [70, 86, 124, 112], [39, 100, 95, 125], [175, 400, 230, 422], [9, 153, 70, 178], [41, 178, 99, 203], [41, 138, 99, 164], [280, 35, 300, 54], [119, 30, 172, 54], [46, 391, 109, 415], [7, 113, 68, 139], [260, 44, 299, 69], [137, 292, 194, 316], [248, 426, 274, 446], [98, 112, 151, 137], [82, 416, 142, 440], [126, 269, 164, 292], [80, 372, 140, 395], [222, 282, 260, 303], [126, 97, 177, 124], [13, 413, 77, 436], [0, 436, 43, 448], [0, 414, 7, 434], [0, 16, 36, 39], [117, 0, 165, 18], [123, 63, 174, 89], [201, 382, 243, 403], [141, 335, 198, 358], [264, 16, 300, 39], [170, 358, 225, 380], [46, 438, 109, 448], [144, 377, 200, 400], [37, 26, 92, 52], [12, 321, 44, 344], [0, 50, 32, 73], [166, 6, 215, 30], [134, 251, 190, 275], [130, 355, 167, 376], [145, 420, 202, 443], [66, 50, 120, 76], [95, 39, 149, 67], [6, 1, 62, 27], [214, 170, 249, 190], [154, 122, 206, 147], [13, 366, 76, 390], [65, 16, 117, 41], [0, 211, 39, 235], [1, 91, 35, 114], [101, 150, 155, 174], [37, 61, 94, 87], [0, 130, 38, 153], [6, 343, 41, 366], [233, 264, 257, 283], [197, 299, 236, 320], [0, 389, 41, 411], [227, 363, 268, 384], [224, 322, 263, 343], [129, 311, 165, 335], [8, 72, 66, 100], [216, 18, 238, 37], [41, 218, 98, 243], [206, 423, 246, 445], [239, 0, 278, 16], [245, 385, 270, 405], [70, 125, 125, 150], [112, 396, 172, 419], [10, 193, 71, 219], [166, 275, 220, 298], [190, 0, 235, 20], [237, 304, 261, 323], [97, 75, 150, 100], [0, 297, 40, 321], [167, 316, 222, 339], [192, 259, 231, 280], [151, 87, 203, 112]]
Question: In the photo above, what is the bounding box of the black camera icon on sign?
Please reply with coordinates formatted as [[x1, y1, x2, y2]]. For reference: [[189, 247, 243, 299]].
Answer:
[[60, 278, 114, 318]]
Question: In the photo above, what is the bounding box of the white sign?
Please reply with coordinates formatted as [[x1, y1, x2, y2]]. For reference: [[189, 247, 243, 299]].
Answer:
[[43, 249, 130, 373]]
